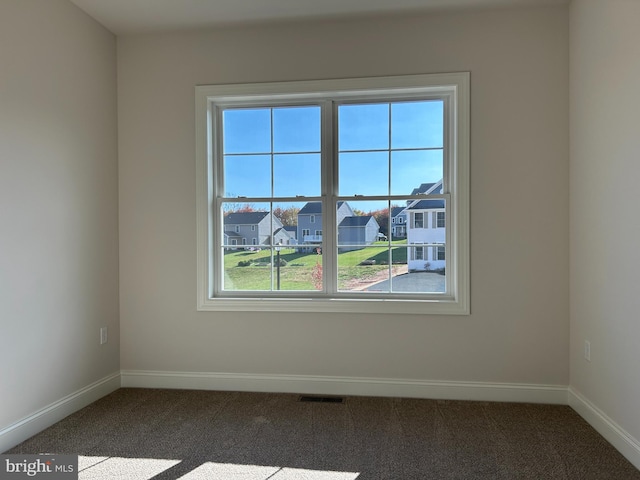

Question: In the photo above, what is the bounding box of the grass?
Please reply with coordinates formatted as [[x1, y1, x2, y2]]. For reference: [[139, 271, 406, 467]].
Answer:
[[223, 241, 408, 291]]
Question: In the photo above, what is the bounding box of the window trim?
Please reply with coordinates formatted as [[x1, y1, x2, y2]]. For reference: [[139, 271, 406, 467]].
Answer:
[[196, 73, 470, 315]]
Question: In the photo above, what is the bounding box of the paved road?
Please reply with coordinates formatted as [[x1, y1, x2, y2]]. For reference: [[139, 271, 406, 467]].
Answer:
[[366, 271, 446, 293]]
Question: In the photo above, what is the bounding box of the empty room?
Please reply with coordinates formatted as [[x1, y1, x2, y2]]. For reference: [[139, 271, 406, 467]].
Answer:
[[1, 0, 639, 478]]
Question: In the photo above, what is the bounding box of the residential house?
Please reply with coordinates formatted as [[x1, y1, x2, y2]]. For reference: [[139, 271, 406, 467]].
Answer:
[[338, 215, 381, 252], [298, 201, 381, 252], [390, 206, 408, 238], [297, 201, 355, 251], [297, 202, 325, 251], [282, 225, 298, 244], [223, 211, 287, 249], [405, 180, 445, 271]]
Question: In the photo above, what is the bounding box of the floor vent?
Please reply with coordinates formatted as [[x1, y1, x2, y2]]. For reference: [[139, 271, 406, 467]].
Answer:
[[299, 395, 344, 404]]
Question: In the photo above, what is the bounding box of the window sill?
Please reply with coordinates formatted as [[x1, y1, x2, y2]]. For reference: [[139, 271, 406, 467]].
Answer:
[[197, 296, 469, 315]]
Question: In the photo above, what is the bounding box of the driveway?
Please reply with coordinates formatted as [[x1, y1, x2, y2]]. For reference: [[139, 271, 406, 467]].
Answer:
[[366, 271, 445, 293]]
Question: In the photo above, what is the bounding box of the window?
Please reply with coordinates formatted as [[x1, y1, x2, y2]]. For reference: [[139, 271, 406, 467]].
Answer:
[[196, 73, 469, 314], [435, 211, 445, 228], [434, 245, 446, 261]]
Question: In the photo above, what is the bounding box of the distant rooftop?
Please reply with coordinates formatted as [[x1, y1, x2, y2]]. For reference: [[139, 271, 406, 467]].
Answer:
[[224, 211, 269, 224], [339, 215, 375, 227], [406, 199, 445, 210]]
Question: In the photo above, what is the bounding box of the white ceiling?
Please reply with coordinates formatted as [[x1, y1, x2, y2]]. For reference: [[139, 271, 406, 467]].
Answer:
[[69, 0, 568, 35]]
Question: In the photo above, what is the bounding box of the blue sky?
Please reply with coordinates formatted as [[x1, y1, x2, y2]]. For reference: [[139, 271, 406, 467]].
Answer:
[[222, 100, 443, 211]]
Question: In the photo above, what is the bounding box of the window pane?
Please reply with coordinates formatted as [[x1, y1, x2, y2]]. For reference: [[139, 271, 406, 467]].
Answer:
[[338, 152, 389, 196], [274, 154, 320, 197], [336, 199, 388, 248], [222, 202, 271, 247], [337, 247, 390, 292], [272, 244, 324, 291], [273, 204, 324, 289], [223, 109, 271, 154], [338, 103, 389, 151], [224, 155, 271, 198], [273, 106, 321, 153], [390, 150, 443, 195], [394, 249, 446, 293], [391, 100, 443, 149], [223, 251, 272, 291]]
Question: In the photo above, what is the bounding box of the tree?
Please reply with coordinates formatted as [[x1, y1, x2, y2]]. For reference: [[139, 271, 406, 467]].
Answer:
[[311, 261, 323, 290], [273, 206, 300, 226], [366, 207, 390, 235], [223, 203, 256, 216]]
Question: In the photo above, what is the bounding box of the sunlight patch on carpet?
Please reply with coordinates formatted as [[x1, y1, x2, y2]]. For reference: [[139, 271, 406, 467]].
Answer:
[[78, 456, 181, 479], [178, 462, 360, 479]]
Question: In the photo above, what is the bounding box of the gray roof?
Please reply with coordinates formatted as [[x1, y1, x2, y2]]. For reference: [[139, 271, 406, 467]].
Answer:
[[406, 199, 445, 210], [410, 182, 443, 195], [223, 230, 243, 239], [339, 215, 375, 227], [283, 226, 297, 232], [299, 202, 322, 214], [391, 206, 406, 217], [299, 201, 345, 215], [273, 227, 294, 236], [410, 183, 435, 195], [224, 211, 269, 224]]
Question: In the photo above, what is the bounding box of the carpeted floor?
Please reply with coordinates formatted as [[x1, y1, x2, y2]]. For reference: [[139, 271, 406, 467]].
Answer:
[[7, 388, 640, 479]]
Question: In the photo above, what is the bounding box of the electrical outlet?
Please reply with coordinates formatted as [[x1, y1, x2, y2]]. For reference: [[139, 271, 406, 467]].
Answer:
[[584, 340, 591, 362], [100, 327, 108, 345]]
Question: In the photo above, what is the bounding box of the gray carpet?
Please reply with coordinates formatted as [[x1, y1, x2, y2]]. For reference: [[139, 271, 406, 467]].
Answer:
[[7, 388, 640, 479]]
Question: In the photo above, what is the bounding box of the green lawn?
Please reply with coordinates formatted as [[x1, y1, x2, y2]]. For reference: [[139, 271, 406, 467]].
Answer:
[[223, 242, 407, 291]]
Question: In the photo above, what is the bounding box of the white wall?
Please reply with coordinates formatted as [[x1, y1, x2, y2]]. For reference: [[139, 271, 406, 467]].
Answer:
[[117, 5, 570, 389], [0, 0, 119, 441], [570, 0, 640, 450]]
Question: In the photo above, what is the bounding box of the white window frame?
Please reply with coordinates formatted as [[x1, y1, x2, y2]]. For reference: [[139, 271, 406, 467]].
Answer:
[[196, 73, 469, 315]]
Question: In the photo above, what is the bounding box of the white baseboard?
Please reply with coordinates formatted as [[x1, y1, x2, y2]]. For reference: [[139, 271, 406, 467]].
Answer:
[[0, 372, 121, 453], [120, 370, 568, 405], [568, 387, 640, 470]]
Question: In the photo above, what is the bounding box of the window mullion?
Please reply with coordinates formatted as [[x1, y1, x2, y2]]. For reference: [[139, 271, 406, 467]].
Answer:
[[322, 100, 337, 295], [213, 105, 224, 297]]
